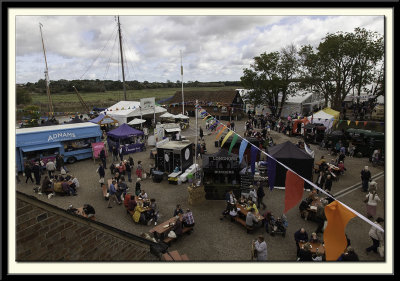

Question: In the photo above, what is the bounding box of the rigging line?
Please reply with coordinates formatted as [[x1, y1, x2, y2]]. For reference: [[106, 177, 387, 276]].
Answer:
[[79, 25, 118, 80], [103, 31, 119, 80], [121, 34, 138, 81]]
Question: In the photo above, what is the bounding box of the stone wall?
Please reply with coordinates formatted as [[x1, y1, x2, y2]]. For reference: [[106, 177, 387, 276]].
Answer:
[[16, 192, 156, 261]]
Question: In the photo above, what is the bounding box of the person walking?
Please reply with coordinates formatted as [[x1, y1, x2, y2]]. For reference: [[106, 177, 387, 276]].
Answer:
[[46, 159, 56, 178], [24, 163, 34, 184], [100, 148, 107, 169], [135, 178, 142, 196], [365, 189, 381, 219], [112, 145, 119, 162], [32, 162, 41, 185], [256, 183, 266, 210], [119, 145, 124, 162], [107, 180, 121, 208], [199, 126, 204, 140], [366, 217, 384, 254], [96, 163, 105, 187], [55, 153, 62, 171], [125, 160, 132, 182], [324, 174, 333, 192], [136, 161, 143, 179], [361, 166, 372, 192], [253, 235, 268, 261]]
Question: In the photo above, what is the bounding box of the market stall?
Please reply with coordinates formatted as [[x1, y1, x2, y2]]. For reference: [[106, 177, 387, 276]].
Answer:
[[106, 123, 145, 155], [202, 148, 246, 200], [155, 140, 194, 174]]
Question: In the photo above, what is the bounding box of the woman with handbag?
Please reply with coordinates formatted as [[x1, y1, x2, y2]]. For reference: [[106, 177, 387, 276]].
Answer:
[[365, 190, 381, 219]]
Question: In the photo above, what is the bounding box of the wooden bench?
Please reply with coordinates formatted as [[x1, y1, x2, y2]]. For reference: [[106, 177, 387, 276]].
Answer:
[[234, 217, 254, 233], [163, 226, 193, 245], [161, 250, 189, 261]]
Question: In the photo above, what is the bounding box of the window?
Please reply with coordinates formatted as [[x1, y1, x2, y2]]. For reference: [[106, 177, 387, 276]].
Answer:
[[63, 137, 97, 152], [23, 148, 59, 163]]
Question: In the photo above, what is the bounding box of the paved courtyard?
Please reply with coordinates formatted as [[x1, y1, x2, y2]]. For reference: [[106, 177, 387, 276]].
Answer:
[[15, 117, 386, 263]]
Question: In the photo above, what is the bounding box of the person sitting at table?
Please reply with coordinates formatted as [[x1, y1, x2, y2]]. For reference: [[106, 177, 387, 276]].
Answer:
[[229, 205, 238, 222], [132, 202, 147, 224], [337, 246, 359, 261], [138, 190, 148, 200], [147, 198, 159, 226], [173, 204, 184, 217], [246, 200, 259, 215], [294, 228, 309, 257], [135, 178, 142, 196], [173, 215, 184, 237], [182, 209, 195, 228], [41, 176, 53, 195], [309, 232, 320, 243], [238, 195, 247, 205], [263, 211, 275, 233], [123, 192, 132, 208], [312, 253, 323, 262], [127, 195, 137, 213], [298, 242, 313, 261], [246, 208, 259, 233], [221, 190, 237, 220], [324, 174, 333, 192], [62, 178, 76, 196]]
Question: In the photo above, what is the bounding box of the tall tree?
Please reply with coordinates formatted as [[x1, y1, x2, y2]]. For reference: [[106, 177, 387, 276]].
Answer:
[[240, 45, 299, 117], [299, 28, 384, 110]]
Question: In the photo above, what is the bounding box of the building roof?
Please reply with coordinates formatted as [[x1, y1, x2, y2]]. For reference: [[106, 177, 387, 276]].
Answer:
[[268, 141, 313, 159], [157, 140, 192, 150], [16, 122, 100, 135], [165, 90, 240, 105]]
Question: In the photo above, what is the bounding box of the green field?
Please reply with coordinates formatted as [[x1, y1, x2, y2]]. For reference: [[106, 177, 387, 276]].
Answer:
[[31, 86, 239, 104]]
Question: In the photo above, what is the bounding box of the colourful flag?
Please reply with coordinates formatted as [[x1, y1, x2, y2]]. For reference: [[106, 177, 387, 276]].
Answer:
[[238, 139, 248, 164], [203, 115, 210, 121], [347, 120, 351, 126], [221, 131, 234, 148], [284, 171, 304, 214], [228, 134, 239, 154], [364, 121, 367, 127], [355, 121, 359, 126], [213, 124, 224, 134], [267, 156, 277, 191], [215, 126, 228, 140], [324, 201, 356, 261], [250, 146, 258, 175]]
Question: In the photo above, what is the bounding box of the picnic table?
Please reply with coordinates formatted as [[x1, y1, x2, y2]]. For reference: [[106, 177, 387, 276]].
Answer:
[[149, 214, 192, 245], [307, 197, 324, 213], [233, 203, 264, 231], [299, 241, 325, 255]]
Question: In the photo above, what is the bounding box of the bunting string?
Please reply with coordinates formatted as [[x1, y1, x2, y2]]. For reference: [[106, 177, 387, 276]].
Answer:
[[195, 104, 384, 233]]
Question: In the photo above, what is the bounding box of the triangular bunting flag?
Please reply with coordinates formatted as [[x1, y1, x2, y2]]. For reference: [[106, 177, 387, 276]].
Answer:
[[267, 156, 277, 191], [215, 126, 228, 140], [364, 121, 367, 127], [228, 134, 239, 154], [238, 139, 248, 164], [284, 171, 304, 214], [250, 146, 258, 175], [347, 120, 350, 126], [355, 121, 359, 126], [213, 124, 224, 134], [221, 131, 234, 148], [324, 201, 356, 261]]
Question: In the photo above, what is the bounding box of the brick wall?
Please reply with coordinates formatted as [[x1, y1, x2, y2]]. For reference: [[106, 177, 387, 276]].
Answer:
[[16, 192, 156, 261]]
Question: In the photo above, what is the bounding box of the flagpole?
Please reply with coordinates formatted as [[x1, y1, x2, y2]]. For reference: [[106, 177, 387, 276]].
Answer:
[[194, 99, 198, 177], [181, 50, 184, 115]]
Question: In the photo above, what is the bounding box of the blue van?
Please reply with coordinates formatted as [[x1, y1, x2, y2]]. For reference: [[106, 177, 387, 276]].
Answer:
[[16, 122, 102, 172]]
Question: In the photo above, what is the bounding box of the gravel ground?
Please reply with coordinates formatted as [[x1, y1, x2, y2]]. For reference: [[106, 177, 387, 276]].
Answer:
[[15, 117, 386, 262]]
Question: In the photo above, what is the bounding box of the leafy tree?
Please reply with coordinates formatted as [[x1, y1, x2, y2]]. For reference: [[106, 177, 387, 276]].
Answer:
[[298, 28, 384, 110], [240, 44, 299, 117]]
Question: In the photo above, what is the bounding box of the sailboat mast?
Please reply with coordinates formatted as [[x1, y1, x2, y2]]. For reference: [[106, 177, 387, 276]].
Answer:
[[39, 23, 54, 116], [117, 16, 127, 101], [180, 50, 184, 114]]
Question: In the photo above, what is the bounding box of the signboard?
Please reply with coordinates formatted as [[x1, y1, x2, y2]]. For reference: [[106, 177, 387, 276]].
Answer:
[[100, 117, 116, 125], [140, 97, 155, 110], [91, 142, 105, 159]]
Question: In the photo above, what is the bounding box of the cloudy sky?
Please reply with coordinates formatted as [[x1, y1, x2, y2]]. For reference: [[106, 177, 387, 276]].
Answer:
[[15, 14, 384, 84]]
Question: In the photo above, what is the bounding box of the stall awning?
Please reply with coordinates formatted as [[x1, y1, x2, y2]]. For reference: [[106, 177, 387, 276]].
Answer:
[[165, 128, 181, 133], [21, 143, 62, 152]]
